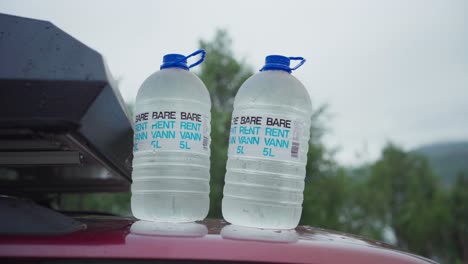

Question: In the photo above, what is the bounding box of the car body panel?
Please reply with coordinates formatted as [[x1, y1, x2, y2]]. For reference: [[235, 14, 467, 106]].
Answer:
[[0, 217, 435, 264]]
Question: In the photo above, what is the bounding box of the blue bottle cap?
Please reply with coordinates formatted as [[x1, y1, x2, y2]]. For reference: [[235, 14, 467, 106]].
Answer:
[[160, 49, 206, 70], [260, 55, 306, 73], [161, 54, 188, 70]]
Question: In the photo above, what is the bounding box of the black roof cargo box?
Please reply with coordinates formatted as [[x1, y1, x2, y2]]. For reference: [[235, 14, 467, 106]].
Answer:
[[0, 13, 133, 193]]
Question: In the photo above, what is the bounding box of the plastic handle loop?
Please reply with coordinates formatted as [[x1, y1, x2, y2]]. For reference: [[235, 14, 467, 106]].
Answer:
[[289, 57, 306, 71], [185, 49, 206, 68], [166, 49, 206, 69]]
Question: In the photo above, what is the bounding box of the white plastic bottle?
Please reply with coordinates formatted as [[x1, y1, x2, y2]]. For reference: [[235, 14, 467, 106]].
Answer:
[[131, 50, 211, 222], [222, 55, 312, 229]]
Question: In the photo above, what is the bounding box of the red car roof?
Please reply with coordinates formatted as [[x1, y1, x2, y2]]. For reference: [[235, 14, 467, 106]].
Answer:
[[0, 216, 435, 264]]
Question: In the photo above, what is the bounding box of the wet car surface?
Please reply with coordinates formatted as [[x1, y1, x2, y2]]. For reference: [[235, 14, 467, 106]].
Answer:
[[0, 217, 435, 264]]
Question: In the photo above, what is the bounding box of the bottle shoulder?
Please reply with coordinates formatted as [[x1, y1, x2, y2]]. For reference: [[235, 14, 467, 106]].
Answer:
[[136, 68, 210, 103], [234, 71, 312, 114]]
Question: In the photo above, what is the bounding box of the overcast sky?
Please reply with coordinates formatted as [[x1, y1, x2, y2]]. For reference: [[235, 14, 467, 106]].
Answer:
[[1, 0, 467, 165]]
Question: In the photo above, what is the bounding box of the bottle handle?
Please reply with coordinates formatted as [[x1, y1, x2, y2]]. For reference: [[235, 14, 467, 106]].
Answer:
[[185, 49, 206, 69], [289, 57, 306, 71]]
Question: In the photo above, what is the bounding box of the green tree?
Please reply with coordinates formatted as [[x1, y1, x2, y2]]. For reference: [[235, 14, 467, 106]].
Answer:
[[299, 102, 356, 232], [198, 30, 253, 113], [451, 172, 468, 263], [301, 167, 356, 231], [197, 29, 253, 218], [363, 144, 451, 259], [59, 193, 131, 216]]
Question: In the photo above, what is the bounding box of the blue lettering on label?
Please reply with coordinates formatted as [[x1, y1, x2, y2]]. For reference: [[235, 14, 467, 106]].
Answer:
[[135, 122, 148, 132], [152, 120, 176, 130], [151, 140, 161, 149], [152, 130, 176, 139], [228, 115, 303, 160], [180, 131, 202, 141], [134, 131, 148, 141], [180, 121, 201, 131], [239, 126, 261, 135], [133, 110, 209, 153], [265, 127, 290, 138], [238, 136, 260, 145], [264, 138, 290, 148]]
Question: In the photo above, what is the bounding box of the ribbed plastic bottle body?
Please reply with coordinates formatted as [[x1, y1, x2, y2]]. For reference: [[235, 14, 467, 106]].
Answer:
[[222, 70, 312, 229], [131, 68, 211, 222]]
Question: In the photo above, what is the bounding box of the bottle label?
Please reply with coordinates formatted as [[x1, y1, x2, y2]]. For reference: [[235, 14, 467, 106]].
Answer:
[[228, 115, 305, 161], [133, 111, 210, 154]]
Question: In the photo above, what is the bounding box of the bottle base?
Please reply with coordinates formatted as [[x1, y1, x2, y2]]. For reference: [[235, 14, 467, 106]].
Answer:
[[222, 196, 302, 229], [131, 192, 209, 223]]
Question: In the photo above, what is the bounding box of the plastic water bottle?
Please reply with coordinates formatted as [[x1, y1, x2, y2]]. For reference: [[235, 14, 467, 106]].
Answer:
[[222, 55, 311, 229], [131, 50, 211, 222]]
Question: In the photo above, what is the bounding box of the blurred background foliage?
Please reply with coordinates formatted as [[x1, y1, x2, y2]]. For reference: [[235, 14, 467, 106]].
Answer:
[[60, 30, 468, 264]]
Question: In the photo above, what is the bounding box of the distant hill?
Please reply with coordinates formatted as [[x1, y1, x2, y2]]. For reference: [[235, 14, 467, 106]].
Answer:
[[413, 141, 468, 186]]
